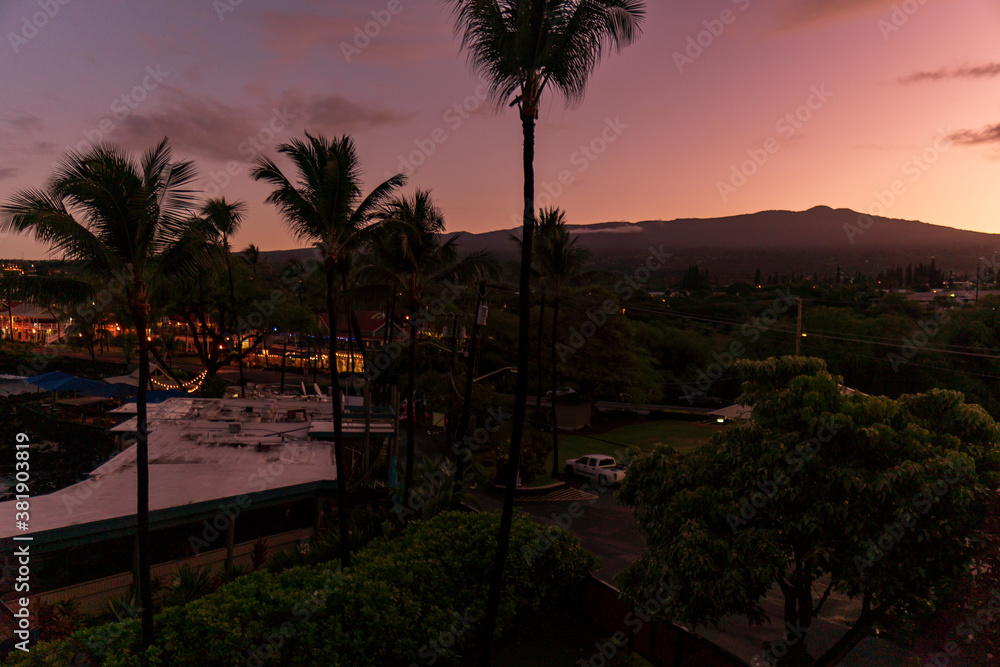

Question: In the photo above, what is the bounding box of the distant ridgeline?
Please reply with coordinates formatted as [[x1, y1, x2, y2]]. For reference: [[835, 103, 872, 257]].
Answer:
[[13, 208, 998, 285]]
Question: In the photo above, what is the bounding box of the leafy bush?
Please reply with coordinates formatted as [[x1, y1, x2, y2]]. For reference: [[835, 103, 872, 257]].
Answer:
[[157, 564, 216, 608], [9, 511, 598, 666]]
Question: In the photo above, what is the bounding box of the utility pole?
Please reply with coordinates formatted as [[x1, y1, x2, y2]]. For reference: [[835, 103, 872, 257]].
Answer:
[[450, 312, 458, 374], [795, 297, 803, 356], [452, 281, 486, 504], [976, 259, 981, 303]]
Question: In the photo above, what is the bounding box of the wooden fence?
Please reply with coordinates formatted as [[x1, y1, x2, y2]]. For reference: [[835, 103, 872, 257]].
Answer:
[[579, 576, 749, 667]]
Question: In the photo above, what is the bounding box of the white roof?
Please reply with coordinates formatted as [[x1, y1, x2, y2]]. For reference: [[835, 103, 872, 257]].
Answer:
[[104, 363, 172, 387], [9, 304, 57, 319], [0, 420, 336, 539], [109, 396, 361, 432], [709, 404, 752, 420]]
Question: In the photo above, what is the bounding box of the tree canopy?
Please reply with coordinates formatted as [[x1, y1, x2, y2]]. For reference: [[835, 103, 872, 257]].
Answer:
[[617, 356, 1000, 665]]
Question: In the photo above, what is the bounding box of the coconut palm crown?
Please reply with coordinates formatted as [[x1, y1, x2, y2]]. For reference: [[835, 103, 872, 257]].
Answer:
[[251, 132, 405, 569], [0, 137, 204, 649]]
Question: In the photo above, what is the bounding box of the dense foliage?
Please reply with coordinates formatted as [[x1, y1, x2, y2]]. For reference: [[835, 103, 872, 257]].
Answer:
[[617, 356, 1000, 665], [9, 510, 598, 666]]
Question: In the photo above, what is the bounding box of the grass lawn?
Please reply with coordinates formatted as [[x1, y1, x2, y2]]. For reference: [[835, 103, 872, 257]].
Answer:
[[515, 418, 726, 487]]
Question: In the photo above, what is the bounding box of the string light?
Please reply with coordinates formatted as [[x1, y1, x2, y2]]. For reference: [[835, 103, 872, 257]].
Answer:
[[150, 370, 208, 393]]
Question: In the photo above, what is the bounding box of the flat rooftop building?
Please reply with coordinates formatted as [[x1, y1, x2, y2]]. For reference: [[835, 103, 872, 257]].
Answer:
[[0, 396, 396, 628]]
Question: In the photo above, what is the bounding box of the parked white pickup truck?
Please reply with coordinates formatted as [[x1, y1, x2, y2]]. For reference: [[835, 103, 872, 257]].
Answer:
[[564, 454, 627, 485]]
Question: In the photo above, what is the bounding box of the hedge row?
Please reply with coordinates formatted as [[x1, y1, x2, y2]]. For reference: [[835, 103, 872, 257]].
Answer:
[[10, 510, 599, 666]]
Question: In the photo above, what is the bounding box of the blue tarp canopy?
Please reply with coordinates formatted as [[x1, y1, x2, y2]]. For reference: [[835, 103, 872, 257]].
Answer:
[[94, 383, 139, 399], [25, 371, 78, 391], [26, 372, 138, 399]]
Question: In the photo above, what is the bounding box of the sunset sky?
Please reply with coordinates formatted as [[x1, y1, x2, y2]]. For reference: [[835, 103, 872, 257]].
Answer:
[[2, 0, 1000, 260]]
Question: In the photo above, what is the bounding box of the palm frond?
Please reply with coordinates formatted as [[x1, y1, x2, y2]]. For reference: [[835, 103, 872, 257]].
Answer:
[[445, 0, 644, 111]]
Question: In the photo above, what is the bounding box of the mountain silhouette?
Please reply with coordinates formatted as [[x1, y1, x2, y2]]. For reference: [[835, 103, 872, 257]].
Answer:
[[262, 207, 1000, 282]]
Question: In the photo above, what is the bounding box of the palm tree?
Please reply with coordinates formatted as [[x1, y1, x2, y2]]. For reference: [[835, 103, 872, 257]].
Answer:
[[67, 317, 105, 366], [154, 331, 184, 370], [241, 243, 263, 278], [444, 0, 644, 652], [0, 138, 202, 649], [201, 198, 248, 396], [251, 133, 404, 569], [533, 208, 590, 475], [363, 190, 464, 501], [0, 274, 16, 342]]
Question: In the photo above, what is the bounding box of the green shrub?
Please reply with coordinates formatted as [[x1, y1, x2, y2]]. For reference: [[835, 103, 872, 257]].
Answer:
[[156, 563, 216, 608], [8, 511, 598, 666]]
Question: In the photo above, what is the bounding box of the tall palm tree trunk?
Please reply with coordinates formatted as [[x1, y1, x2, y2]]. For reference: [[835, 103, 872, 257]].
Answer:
[[482, 112, 536, 657], [404, 309, 418, 501], [535, 293, 545, 415], [350, 311, 371, 373], [326, 268, 351, 569], [551, 292, 561, 476], [280, 332, 288, 394], [131, 298, 155, 649], [387, 294, 396, 345], [225, 253, 247, 397], [312, 336, 319, 384]]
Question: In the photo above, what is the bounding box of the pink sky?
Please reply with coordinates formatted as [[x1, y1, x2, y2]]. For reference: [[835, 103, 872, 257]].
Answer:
[[2, 0, 1000, 259]]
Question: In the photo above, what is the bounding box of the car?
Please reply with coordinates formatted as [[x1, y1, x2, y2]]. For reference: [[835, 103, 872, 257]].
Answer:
[[564, 454, 626, 485], [546, 386, 577, 398]]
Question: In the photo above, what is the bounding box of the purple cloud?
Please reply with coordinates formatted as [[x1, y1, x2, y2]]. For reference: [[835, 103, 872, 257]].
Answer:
[[947, 124, 1000, 147], [899, 63, 1000, 84], [111, 88, 411, 163]]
